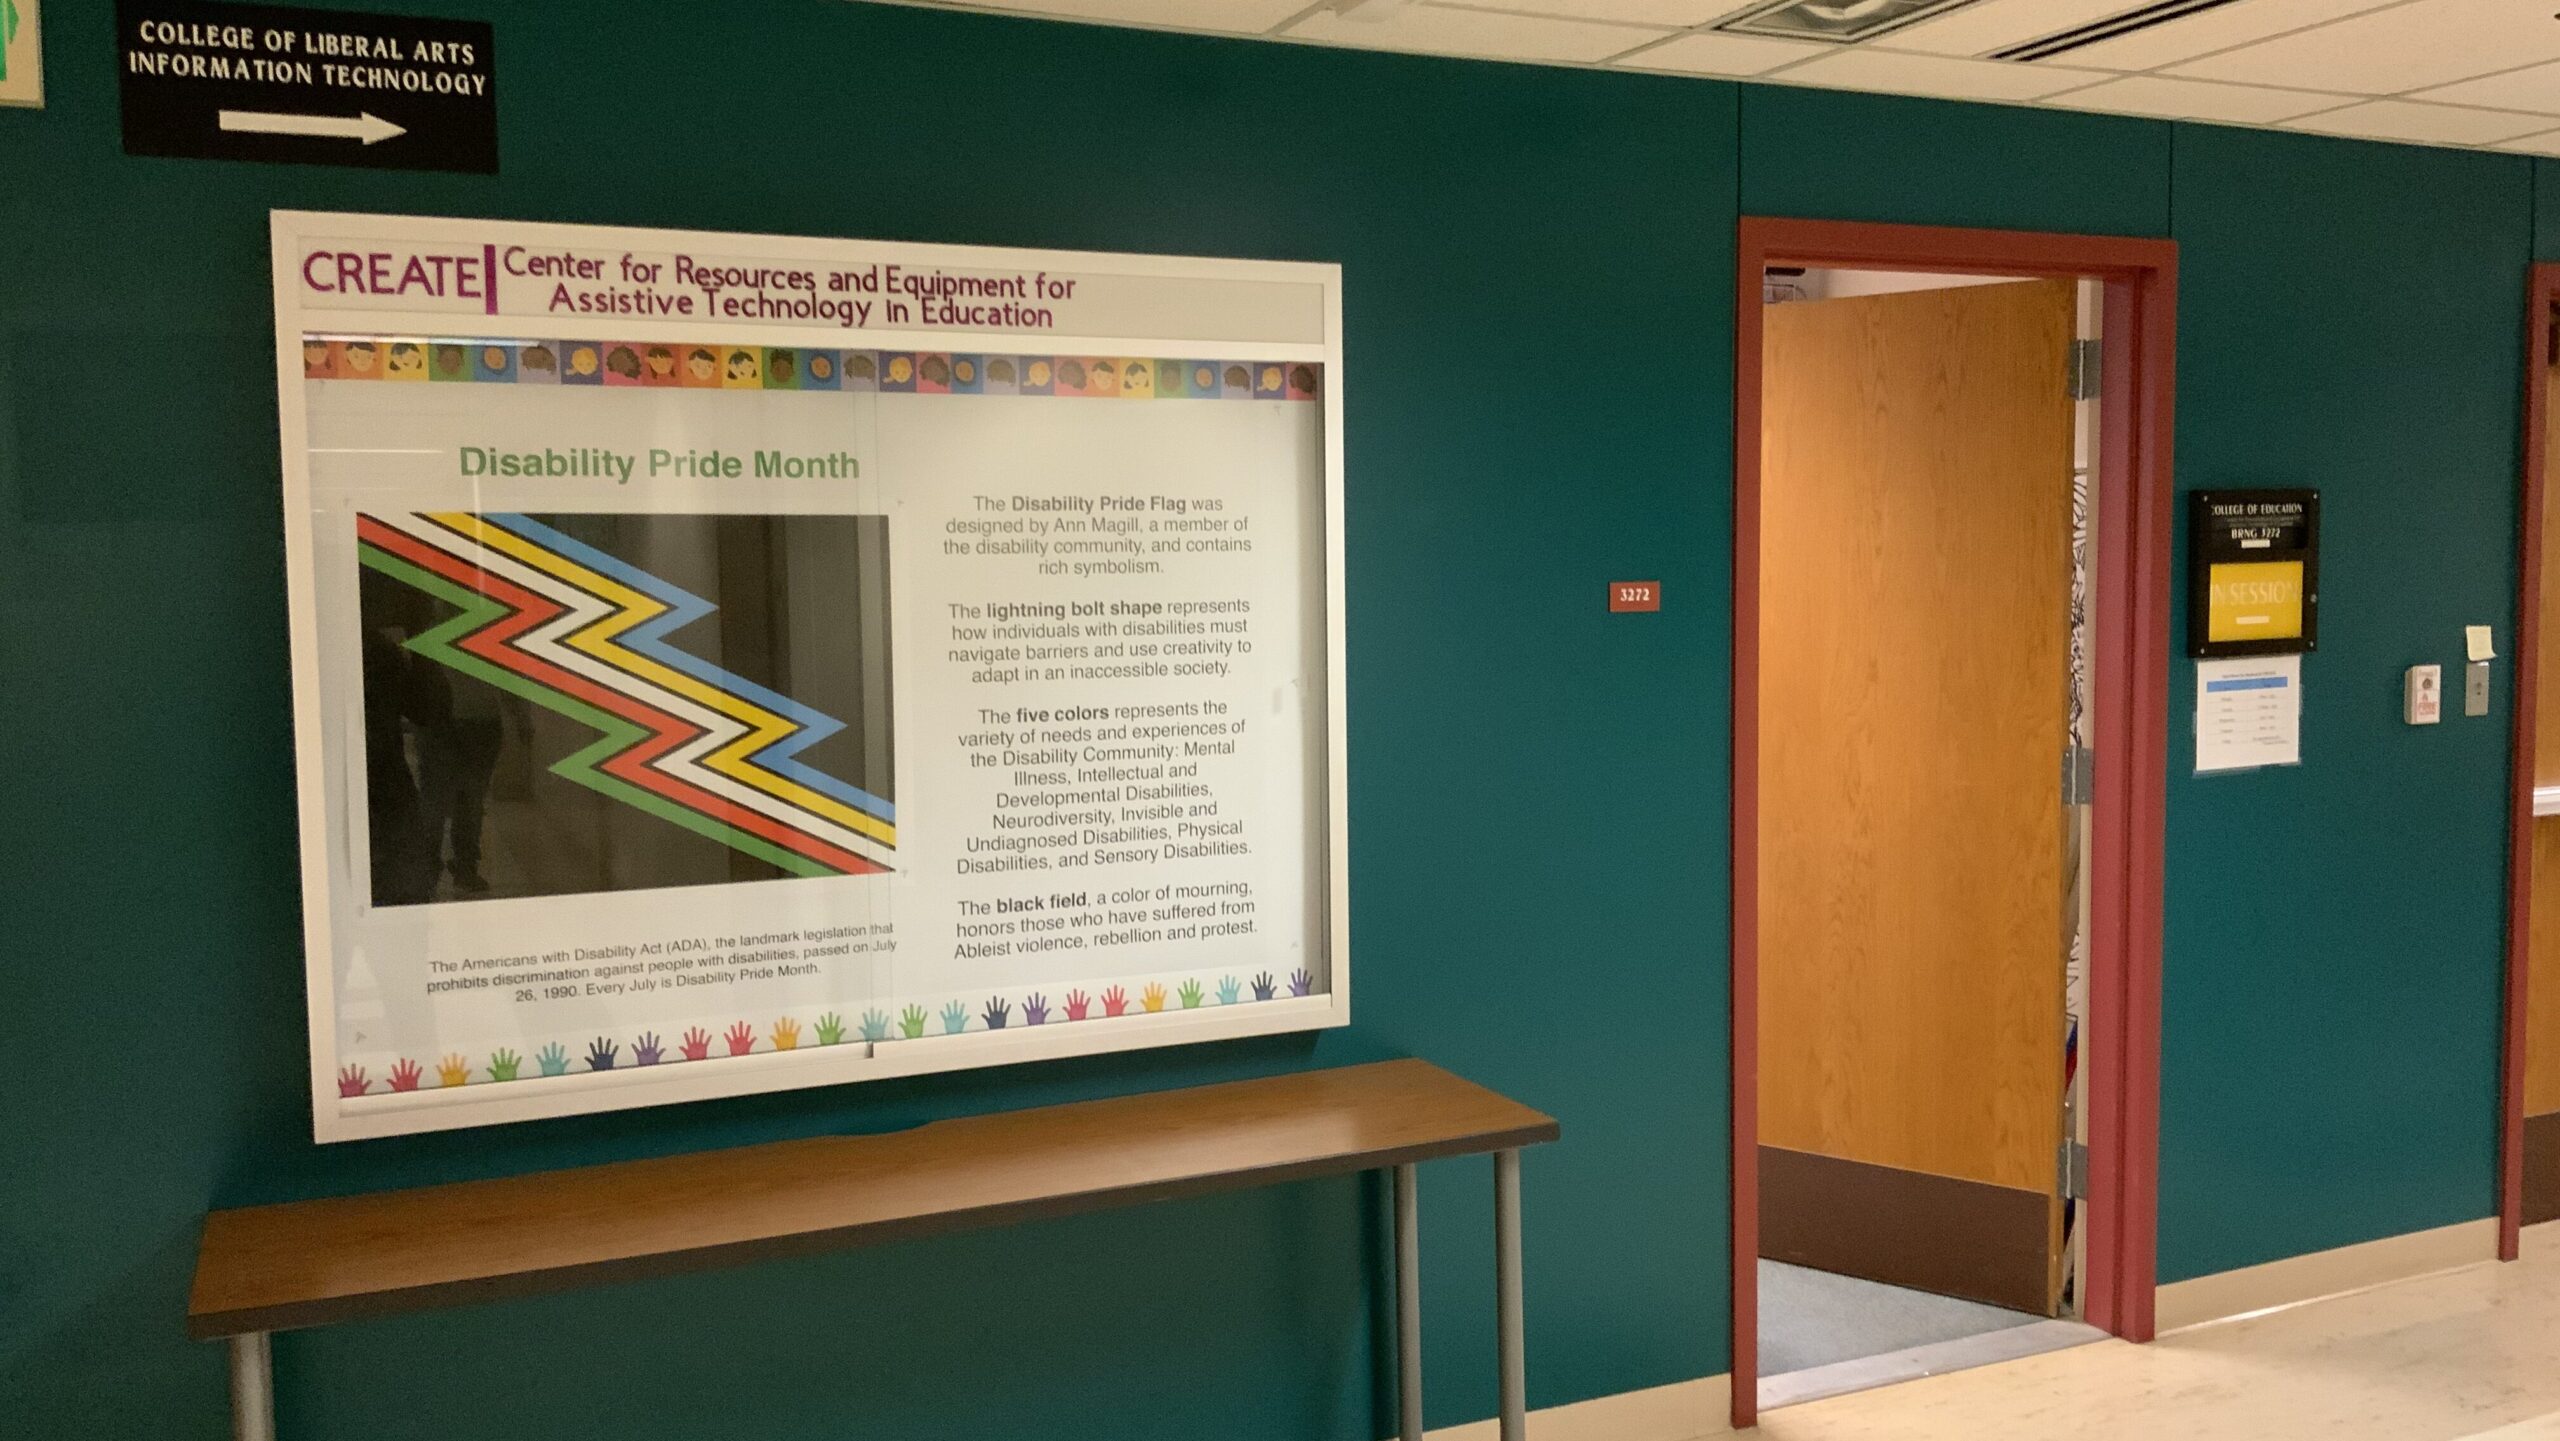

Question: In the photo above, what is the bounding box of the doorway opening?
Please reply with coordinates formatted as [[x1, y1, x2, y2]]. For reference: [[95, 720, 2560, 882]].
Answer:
[[1731, 220, 2177, 1429], [2501, 267, 2560, 1256]]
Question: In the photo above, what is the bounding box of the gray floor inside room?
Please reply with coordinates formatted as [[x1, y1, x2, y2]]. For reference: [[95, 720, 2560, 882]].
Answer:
[[1758, 1259, 2044, 1377]]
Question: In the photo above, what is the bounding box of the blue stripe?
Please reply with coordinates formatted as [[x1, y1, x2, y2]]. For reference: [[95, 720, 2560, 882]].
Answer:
[[2204, 675, 2289, 693]]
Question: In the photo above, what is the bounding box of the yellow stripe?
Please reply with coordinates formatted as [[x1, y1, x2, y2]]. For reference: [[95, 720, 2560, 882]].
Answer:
[[435, 513, 897, 847]]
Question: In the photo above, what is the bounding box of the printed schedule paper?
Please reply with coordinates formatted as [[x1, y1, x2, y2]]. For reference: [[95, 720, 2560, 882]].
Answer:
[[2195, 655, 2302, 774]]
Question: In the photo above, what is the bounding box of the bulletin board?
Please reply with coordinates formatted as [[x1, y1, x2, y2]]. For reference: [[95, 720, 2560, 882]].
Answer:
[[273, 210, 1347, 1140]]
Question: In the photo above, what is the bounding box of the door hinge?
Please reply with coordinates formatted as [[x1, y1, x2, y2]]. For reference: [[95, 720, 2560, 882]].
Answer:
[[2061, 743, 2095, 806], [2068, 338, 2102, 401], [2059, 1139, 2089, 1201]]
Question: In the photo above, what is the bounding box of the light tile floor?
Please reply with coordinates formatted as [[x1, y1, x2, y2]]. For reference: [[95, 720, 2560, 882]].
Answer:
[[1760, 1259, 2043, 1376], [1755, 1229, 2560, 1440]]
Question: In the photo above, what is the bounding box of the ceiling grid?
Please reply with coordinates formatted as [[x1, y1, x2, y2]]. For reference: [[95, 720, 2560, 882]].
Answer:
[[862, 0, 2560, 155]]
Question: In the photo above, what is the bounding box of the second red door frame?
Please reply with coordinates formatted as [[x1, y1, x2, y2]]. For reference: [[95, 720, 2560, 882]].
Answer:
[[1731, 217, 2176, 1430], [2498, 264, 2559, 1260]]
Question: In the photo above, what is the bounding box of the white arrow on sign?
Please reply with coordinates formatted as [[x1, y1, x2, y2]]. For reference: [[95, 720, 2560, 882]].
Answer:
[[218, 110, 407, 145]]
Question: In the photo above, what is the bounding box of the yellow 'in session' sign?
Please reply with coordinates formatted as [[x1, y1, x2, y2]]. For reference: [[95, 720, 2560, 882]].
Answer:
[[2189, 489, 2316, 657], [2206, 560, 2305, 644]]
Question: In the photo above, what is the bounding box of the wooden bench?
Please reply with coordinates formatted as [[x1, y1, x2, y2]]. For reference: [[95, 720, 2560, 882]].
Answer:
[[190, 1059, 1559, 1440]]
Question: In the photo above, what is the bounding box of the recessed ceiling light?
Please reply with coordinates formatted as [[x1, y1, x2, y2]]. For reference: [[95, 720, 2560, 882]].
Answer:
[[1717, 0, 1985, 43]]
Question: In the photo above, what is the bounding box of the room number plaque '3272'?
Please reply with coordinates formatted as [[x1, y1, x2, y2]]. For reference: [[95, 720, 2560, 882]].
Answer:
[[1610, 581, 1662, 613]]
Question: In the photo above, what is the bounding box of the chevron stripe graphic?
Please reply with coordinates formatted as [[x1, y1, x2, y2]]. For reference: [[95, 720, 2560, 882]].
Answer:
[[487, 513, 895, 825], [356, 512, 895, 879]]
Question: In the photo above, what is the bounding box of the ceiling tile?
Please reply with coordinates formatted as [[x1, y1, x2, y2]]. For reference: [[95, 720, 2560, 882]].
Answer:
[[2491, 128, 2560, 155], [1777, 48, 2111, 103], [1493, 0, 1755, 24], [888, 0, 2560, 158], [2043, 74, 2348, 123], [2171, 0, 2560, 94], [2411, 59, 2560, 116], [1284, 4, 1671, 63], [1882, 0, 2154, 59], [1617, 31, 1825, 77], [2282, 98, 2555, 144], [934, 0, 1310, 32], [2055, 0, 2404, 72]]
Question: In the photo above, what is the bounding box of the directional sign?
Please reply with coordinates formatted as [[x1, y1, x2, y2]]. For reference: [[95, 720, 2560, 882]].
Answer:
[[117, 0, 495, 173]]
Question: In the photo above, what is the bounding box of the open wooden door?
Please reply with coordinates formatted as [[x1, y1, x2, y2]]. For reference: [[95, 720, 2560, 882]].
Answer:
[[1756, 278, 2076, 1316], [2528, 344, 2560, 1227]]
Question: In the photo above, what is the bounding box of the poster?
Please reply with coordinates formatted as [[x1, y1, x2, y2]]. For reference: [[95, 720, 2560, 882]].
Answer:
[[273, 212, 1346, 1139]]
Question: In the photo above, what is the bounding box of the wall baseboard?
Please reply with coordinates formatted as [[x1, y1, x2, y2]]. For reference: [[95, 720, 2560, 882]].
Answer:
[[1407, 1375, 1731, 1441], [2154, 1218, 2498, 1332], [2524, 1218, 2560, 1258]]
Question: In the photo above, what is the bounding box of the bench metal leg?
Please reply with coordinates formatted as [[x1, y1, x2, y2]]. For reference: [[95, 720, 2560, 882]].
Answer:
[[230, 1332, 276, 1441], [1395, 1162, 1424, 1441], [1496, 1149, 1525, 1441]]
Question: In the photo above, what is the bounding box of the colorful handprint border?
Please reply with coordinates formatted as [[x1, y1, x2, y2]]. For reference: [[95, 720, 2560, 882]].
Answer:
[[301, 334, 1322, 401], [334, 967, 1323, 1097]]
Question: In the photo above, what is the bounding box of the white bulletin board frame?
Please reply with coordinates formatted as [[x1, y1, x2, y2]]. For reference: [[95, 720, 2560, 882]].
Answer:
[[271, 210, 1349, 1140]]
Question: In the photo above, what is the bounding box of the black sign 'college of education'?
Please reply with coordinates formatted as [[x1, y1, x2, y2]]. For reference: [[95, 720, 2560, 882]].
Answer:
[[118, 0, 496, 173]]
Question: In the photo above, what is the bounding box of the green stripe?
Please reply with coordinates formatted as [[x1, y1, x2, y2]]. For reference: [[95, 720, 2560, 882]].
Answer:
[[359, 543, 836, 878]]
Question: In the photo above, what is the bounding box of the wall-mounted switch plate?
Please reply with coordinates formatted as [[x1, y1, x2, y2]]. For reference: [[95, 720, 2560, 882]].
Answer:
[[2407, 664, 2442, 725], [2465, 661, 2491, 718]]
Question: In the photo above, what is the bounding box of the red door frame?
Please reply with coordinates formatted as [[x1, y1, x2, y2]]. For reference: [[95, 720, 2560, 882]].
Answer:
[[2498, 265, 2559, 1262], [1731, 217, 2177, 1429]]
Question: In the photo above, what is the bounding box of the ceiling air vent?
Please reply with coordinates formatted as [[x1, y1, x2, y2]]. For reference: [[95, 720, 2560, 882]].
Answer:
[[1992, 0, 2246, 62], [1716, 0, 1985, 44]]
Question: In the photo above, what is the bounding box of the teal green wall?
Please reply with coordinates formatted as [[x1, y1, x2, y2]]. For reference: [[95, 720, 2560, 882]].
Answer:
[[2, 5, 1730, 1437], [1738, 84, 2172, 236], [0, 1, 2538, 1434], [2158, 128, 2530, 1280], [2539, 160, 2560, 258]]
